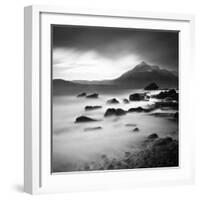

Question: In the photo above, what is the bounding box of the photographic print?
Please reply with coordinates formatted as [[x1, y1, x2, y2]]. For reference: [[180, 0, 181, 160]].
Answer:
[[52, 25, 179, 173]]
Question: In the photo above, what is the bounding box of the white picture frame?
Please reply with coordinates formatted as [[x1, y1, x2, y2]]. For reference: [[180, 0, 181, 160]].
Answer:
[[24, 5, 195, 194]]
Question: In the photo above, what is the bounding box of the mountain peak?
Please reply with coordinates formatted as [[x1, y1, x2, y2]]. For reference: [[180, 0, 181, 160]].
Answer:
[[140, 61, 148, 65], [132, 61, 158, 72]]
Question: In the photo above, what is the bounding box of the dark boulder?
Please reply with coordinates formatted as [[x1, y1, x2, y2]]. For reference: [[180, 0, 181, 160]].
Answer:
[[106, 98, 119, 104], [86, 93, 99, 98], [129, 93, 145, 101], [147, 133, 159, 140], [85, 105, 102, 111], [77, 92, 86, 97], [104, 108, 126, 117], [154, 89, 178, 101], [144, 82, 159, 90], [75, 116, 98, 123], [133, 127, 139, 132], [128, 106, 144, 112]]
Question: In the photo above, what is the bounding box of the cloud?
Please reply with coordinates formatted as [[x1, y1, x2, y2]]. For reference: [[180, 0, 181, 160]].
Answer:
[[52, 25, 178, 80]]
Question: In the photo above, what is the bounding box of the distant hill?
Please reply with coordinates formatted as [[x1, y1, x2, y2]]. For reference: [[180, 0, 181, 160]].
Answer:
[[53, 61, 178, 95]]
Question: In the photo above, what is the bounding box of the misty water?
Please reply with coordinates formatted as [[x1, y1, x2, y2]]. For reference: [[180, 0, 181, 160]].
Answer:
[[52, 89, 178, 173]]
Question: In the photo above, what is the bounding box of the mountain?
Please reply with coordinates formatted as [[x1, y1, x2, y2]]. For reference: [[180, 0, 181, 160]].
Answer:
[[113, 61, 178, 88], [53, 61, 178, 95]]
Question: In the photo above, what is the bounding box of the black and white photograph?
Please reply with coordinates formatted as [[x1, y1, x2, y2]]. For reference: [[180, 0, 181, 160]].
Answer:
[[52, 25, 179, 173]]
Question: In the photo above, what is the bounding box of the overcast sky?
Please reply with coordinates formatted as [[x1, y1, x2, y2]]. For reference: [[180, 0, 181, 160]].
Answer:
[[52, 25, 178, 81]]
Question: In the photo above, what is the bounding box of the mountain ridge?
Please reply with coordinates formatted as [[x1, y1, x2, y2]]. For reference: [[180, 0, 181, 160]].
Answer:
[[53, 61, 178, 94]]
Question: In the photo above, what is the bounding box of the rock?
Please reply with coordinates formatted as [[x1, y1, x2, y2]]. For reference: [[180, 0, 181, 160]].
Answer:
[[144, 82, 159, 90], [106, 98, 119, 104], [86, 93, 99, 98], [84, 126, 102, 131], [155, 101, 178, 109], [125, 123, 137, 127], [104, 108, 126, 117], [147, 133, 159, 140], [129, 93, 145, 101], [123, 98, 129, 103], [153, 137, 173, 147], [133, 127, 139, 132], [154, 89, 178, 101], [128, 106, 144, 112], [77, 92, 87, 97], [75, 116, 98, 123], [85, 105, 102, 111]]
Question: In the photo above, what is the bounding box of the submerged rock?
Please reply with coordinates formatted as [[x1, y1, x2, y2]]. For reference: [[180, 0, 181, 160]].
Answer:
[[123, 98, 129, 104], [106, 98, 119, 104], [85, 105, 102, 111], [77, 92, 87, 97], [75, 116, 98, 123], [129, 93, 145, 101], [125, 123, 137, 127], [84, 126, 102, 131], [86, 93, 99, 98], [144, 82, 159, 90], [104, 108, 126, 117]]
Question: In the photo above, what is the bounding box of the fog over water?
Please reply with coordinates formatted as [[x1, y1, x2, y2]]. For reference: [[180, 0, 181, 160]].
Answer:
[[52, 89, 178, 172]]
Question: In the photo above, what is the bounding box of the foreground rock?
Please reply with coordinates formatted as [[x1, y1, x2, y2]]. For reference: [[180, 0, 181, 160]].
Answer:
[[84, 126, 102, 131], [106, 98, 119, 104], [129, 93, 145, 101], [104, 108, 126, 117], [144, 82, 159, 90], [75, 116, 98, 123], [77, 92, 87, 97], [86, 93, 99, 98], [81, 135, 178, 170], [85, 106, 102, 111]]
